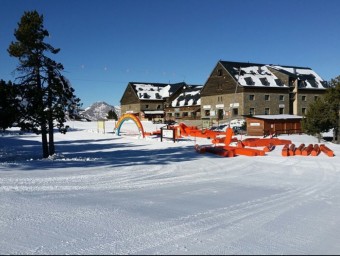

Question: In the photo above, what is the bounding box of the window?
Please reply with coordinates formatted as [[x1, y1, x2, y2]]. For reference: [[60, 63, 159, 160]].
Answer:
[[175, 113, 180, 118], [244, 77, 255, 85], [217, 69, 223, 76], [265, 95, 270, 101], [308, 79, 318, 88], [274, 79, 284, 86], [301, 95, 307, 101], [205, 110, 210, 116], [264, 108, 270, 115], [314, 96, 318, 101], [302, 108, 306, 115], [233, 108, 238, 116], [249, 108, 255, 115], [279, 107, 284, 114], [157, 105, 161, 110], [217, 96, 223, 102], [249, 94, 255, 101], [260, 77, 269, 86], [279, 95, 284, 101], [299, 80, 307, 88], [145, 104, 149, 109], [182, 112, 188, 117]]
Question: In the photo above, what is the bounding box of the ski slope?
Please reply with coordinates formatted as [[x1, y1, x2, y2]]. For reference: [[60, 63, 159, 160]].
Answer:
[[1, 120, 340, 254]]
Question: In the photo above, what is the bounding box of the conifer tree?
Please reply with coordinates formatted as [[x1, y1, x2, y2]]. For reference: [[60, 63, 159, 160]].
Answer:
[[302, 98, 332, 143], [323, 76, 340, 143], [0, 80, 20, 131], [8, 10, 80, 157], [107, 109, 118, 120]]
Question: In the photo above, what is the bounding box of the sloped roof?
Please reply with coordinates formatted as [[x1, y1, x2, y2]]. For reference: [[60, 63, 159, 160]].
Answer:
[[219, 61, 327, 89], [171, 85, 203, 107], [130, 82, 186, 100]]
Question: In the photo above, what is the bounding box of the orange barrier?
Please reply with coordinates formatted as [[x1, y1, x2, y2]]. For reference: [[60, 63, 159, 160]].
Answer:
[[191, 126, 335, 158], [228, 146, 266, 156], [295, 144, 305, 155], [211, 137, 238, 144], [179, 123, 225, 139], [289, 144, 296, 156], [320, 144, 334, 157], [311, 144, 320, 156], [242, 138, 292, 147], [144, 130, 161, 136], [282, 144, 289, 157], [195, 144, 235, 157], [302, 144, 314, 156]]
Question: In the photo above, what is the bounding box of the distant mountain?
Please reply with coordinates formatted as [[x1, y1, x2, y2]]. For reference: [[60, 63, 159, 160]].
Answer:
[[79, 102, 121, 121]]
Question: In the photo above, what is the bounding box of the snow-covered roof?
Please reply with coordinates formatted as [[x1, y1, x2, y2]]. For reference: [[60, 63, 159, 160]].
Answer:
[[130, 82, 185, 100], [251, 114, 303, 120], [220, 61, 327, 90], [235, 65, 285, 88], [269, 65, 327, 89], [171, 85, 202, 107]]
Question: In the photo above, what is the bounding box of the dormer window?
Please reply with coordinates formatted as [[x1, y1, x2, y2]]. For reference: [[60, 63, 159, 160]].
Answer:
[[274, 79, 283, 86], [260, 77, 269, 86], [244, 77, 255, 85]]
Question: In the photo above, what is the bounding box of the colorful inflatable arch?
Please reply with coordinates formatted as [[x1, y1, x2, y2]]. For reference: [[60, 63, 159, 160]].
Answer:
[[114, 113, 145, 138]]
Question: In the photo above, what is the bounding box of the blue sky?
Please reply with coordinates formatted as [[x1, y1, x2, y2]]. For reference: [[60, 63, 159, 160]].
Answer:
[[1, 0, 339, 108]]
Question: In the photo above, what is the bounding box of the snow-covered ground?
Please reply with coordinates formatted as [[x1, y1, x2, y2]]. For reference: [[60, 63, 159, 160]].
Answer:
[[1, 120, 340, 255]]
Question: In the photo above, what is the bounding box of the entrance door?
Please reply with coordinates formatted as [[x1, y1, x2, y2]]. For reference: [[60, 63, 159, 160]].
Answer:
[[218, 109, 224, 120]]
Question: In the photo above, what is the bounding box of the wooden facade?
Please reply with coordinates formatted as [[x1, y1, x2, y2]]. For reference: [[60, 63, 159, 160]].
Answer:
[[246, 115, 303, 136]]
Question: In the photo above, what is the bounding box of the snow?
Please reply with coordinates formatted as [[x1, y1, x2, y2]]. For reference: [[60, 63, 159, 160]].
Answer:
[[171, 86, 202, 107], [252, 114, 303, 120], [1, 120, 340, 254], [233, 64, 326, 89], [133, 83, 169, 100], [236, 65, 284, 88]]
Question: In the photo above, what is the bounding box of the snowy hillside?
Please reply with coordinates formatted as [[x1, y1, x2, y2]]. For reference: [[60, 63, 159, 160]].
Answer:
[[1, 121, 340, 254], [80, 101, 120, 121]]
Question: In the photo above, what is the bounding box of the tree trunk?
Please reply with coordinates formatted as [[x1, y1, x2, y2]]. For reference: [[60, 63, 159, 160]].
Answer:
[[317, 133, 322, 143], [337, 111, 340, 144], [47, 82, 55, 156], [48, 117, 55, 156], [41, 122, 49, 158]]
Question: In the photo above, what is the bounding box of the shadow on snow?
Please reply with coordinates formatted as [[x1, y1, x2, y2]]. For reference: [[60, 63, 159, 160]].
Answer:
[[0, 135, 202, 171]]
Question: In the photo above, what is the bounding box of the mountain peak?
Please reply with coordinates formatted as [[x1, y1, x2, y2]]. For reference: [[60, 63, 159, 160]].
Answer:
[[80, 102, 120, 121]]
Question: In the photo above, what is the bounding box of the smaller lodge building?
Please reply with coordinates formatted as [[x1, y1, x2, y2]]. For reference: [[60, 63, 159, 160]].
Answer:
[[246, 114, 303, 136]]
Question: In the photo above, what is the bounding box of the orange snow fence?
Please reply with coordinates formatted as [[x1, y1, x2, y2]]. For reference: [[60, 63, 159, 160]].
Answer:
[[302, 144, 314, 156], [282, 144, 289, 157], [311, 144, 321, 156], [295, 144, 305, 155], [320, 144, 334, 157], [242, 138, 292, 147], [289, 144, 296, 156], [195, 144, 235, 157]]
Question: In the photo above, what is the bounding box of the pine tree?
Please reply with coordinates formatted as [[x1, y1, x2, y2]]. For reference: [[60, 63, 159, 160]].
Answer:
[[302, 98, 332, 143], [0, 80, 20, 131], [8, 10, 80, 157], [323, 76, 340, 143], [107, 109, 118, 120]]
